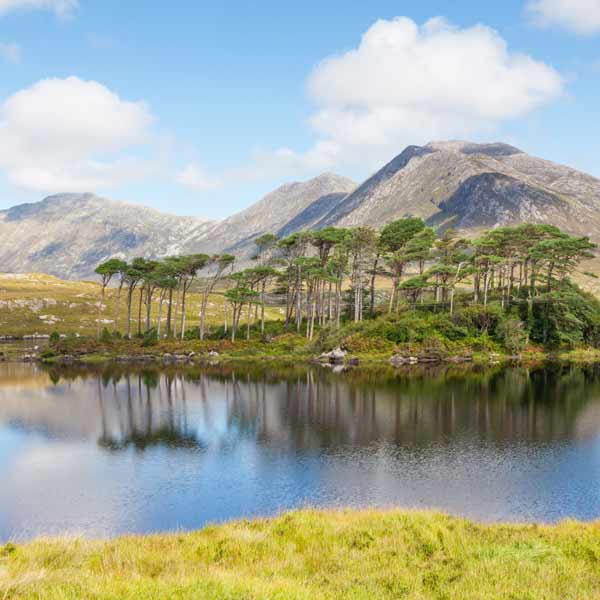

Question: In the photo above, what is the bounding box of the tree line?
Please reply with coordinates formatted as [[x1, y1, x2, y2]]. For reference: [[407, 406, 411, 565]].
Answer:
[[96, 220, 596, 342]]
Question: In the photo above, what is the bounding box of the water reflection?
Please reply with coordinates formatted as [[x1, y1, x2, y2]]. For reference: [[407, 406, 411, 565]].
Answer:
[[95, 374, 203, 451], [4, 363, 597, 449], [2, 362, 600, 540]]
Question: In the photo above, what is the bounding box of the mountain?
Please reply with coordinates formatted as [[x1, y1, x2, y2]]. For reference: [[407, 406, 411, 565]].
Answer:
[[0, 194, 216, 280], [0, 174, 356, 279], [316, 141, 600, 240], [1, 142, 599, 280], [189, 172, 357, 257]]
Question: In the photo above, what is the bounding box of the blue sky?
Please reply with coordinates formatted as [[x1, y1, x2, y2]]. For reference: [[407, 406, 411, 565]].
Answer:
[[0, 0, 598, 219]]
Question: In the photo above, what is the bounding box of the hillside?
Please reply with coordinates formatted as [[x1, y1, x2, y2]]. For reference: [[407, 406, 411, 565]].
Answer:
[[0, 175, 356, 279], [0, 272, 283, 338], [1, 141, 599, 280], [317, 141, 600, 239], [189, 172, 357, 257], [0, 194, 216, 280]]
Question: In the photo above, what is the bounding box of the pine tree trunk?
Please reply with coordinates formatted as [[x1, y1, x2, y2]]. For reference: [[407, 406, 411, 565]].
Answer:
[[113, 283, 123, 335], [137, 288, 143, 336], [173, 286, 180, 338], [166, 289, 173, 337], [97, 283, 106, 340], [126, 288, 134, 339], [157, 293, 164, 338], [369, 254, 379, 316], [261, 280, 266, 334], [180, 284, 188, 341], [247, 302, 252, 340]]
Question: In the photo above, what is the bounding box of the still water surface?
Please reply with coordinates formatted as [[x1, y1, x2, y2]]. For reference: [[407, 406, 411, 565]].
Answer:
[[1, 362, 600, 540]]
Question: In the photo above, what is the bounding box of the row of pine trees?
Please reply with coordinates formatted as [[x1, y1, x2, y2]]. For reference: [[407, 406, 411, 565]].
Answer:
[[96, 219, 596, 342]]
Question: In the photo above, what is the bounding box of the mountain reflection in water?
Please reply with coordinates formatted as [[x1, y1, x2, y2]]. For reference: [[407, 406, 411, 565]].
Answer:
[[2, 362, 600, 540]]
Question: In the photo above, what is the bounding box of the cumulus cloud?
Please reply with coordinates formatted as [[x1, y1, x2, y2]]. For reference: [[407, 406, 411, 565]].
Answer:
[[527, 0, 600, 35], [295, 16, 563, 172], [0, 76, 154, 192], [183, 15, 562, 188], [179, 16, 563, 190], [0, 0, 78, 17], [0, 42, 20, 63]]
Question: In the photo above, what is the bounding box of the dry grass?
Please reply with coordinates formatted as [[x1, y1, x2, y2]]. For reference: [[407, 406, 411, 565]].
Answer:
[[1, 509, 600, 599], [0, 273, 284, 337]]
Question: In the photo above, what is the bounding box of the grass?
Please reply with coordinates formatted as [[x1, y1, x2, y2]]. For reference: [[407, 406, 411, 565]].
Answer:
[[5, 271, 600, 367], [2, 509, 600, 599], [0, 273, 283, 338]]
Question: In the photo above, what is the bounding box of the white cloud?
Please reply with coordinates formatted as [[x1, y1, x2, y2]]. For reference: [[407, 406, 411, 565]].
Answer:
[[527, 0, 600, 35], [299, 16, 564, 172], [0, 76, 155, 192], [0, 42, 20, 63], [176, 163, 221, 191], [0, 0, 78, 17], [179, 17, 564, 190], [182, 16, 564, 188]]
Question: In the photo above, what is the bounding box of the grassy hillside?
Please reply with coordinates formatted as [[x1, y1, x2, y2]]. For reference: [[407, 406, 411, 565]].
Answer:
[[0, 273, 283, 338], [2, 509, 600, 599]]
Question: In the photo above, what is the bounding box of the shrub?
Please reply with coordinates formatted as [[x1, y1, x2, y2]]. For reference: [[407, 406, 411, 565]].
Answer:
[[429, 313, 469, 341], [141, 329, 158, 347], [40, 347, 56, 360], [49, 330, 60, 345], [496, 317, 527, 354], [452, 305, 503, 335], [520, 284, 600, 349]]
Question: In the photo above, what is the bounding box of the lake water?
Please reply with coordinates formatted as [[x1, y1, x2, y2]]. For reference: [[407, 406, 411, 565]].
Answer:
[[2, 362, 600, 541]]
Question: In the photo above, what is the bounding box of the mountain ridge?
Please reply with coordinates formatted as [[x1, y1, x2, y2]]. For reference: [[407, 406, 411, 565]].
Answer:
[[1, 141, 599, 279]]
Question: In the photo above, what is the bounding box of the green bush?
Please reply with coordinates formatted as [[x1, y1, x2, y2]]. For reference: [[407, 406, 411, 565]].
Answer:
[[428, 313, 469, 341], [519, 284, 600, 349], [452, 305, 503, 335], [495, 317, 527, 354], [141, 329, 158, 347]]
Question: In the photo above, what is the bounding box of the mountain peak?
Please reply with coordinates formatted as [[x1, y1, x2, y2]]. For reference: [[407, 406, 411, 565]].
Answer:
[[1, 141, 598, 279], [426, 140, 523, 157], [316, 140, 599, 236]]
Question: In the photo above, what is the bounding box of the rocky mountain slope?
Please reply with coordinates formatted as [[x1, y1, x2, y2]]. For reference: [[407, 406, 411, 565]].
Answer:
[[0, 174, 356, 278], [0, 194, 216, 280], [188, 172, 356, 257], [1, 141, 599, 279], [317, 141, 600, 239]]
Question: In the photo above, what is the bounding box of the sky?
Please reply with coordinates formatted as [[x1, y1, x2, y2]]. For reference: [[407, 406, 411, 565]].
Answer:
[[0, 0, 599, 220]]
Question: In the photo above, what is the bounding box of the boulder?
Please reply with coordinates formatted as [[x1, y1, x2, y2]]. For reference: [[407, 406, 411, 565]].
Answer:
[[329, 347, 347, 364], [390, 355, 408, 367], [390, 354, 419, 367]]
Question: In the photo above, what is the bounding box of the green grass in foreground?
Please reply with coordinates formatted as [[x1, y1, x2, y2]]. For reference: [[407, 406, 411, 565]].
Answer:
[[2, 509, 600, 599]]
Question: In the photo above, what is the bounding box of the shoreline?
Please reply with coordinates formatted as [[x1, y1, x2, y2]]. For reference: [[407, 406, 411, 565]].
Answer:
[[2, 508, 600, 598], [3, 340, 600, 368]]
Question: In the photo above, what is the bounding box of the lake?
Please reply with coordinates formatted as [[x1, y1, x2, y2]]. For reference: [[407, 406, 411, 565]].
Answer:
[[1, 361, 600, 541]]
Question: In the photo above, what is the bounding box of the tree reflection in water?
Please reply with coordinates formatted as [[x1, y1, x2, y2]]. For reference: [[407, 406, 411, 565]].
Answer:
[[4, 361, 600, 537], [93, 370, 204, 451], [34, 362, 600, 453]]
